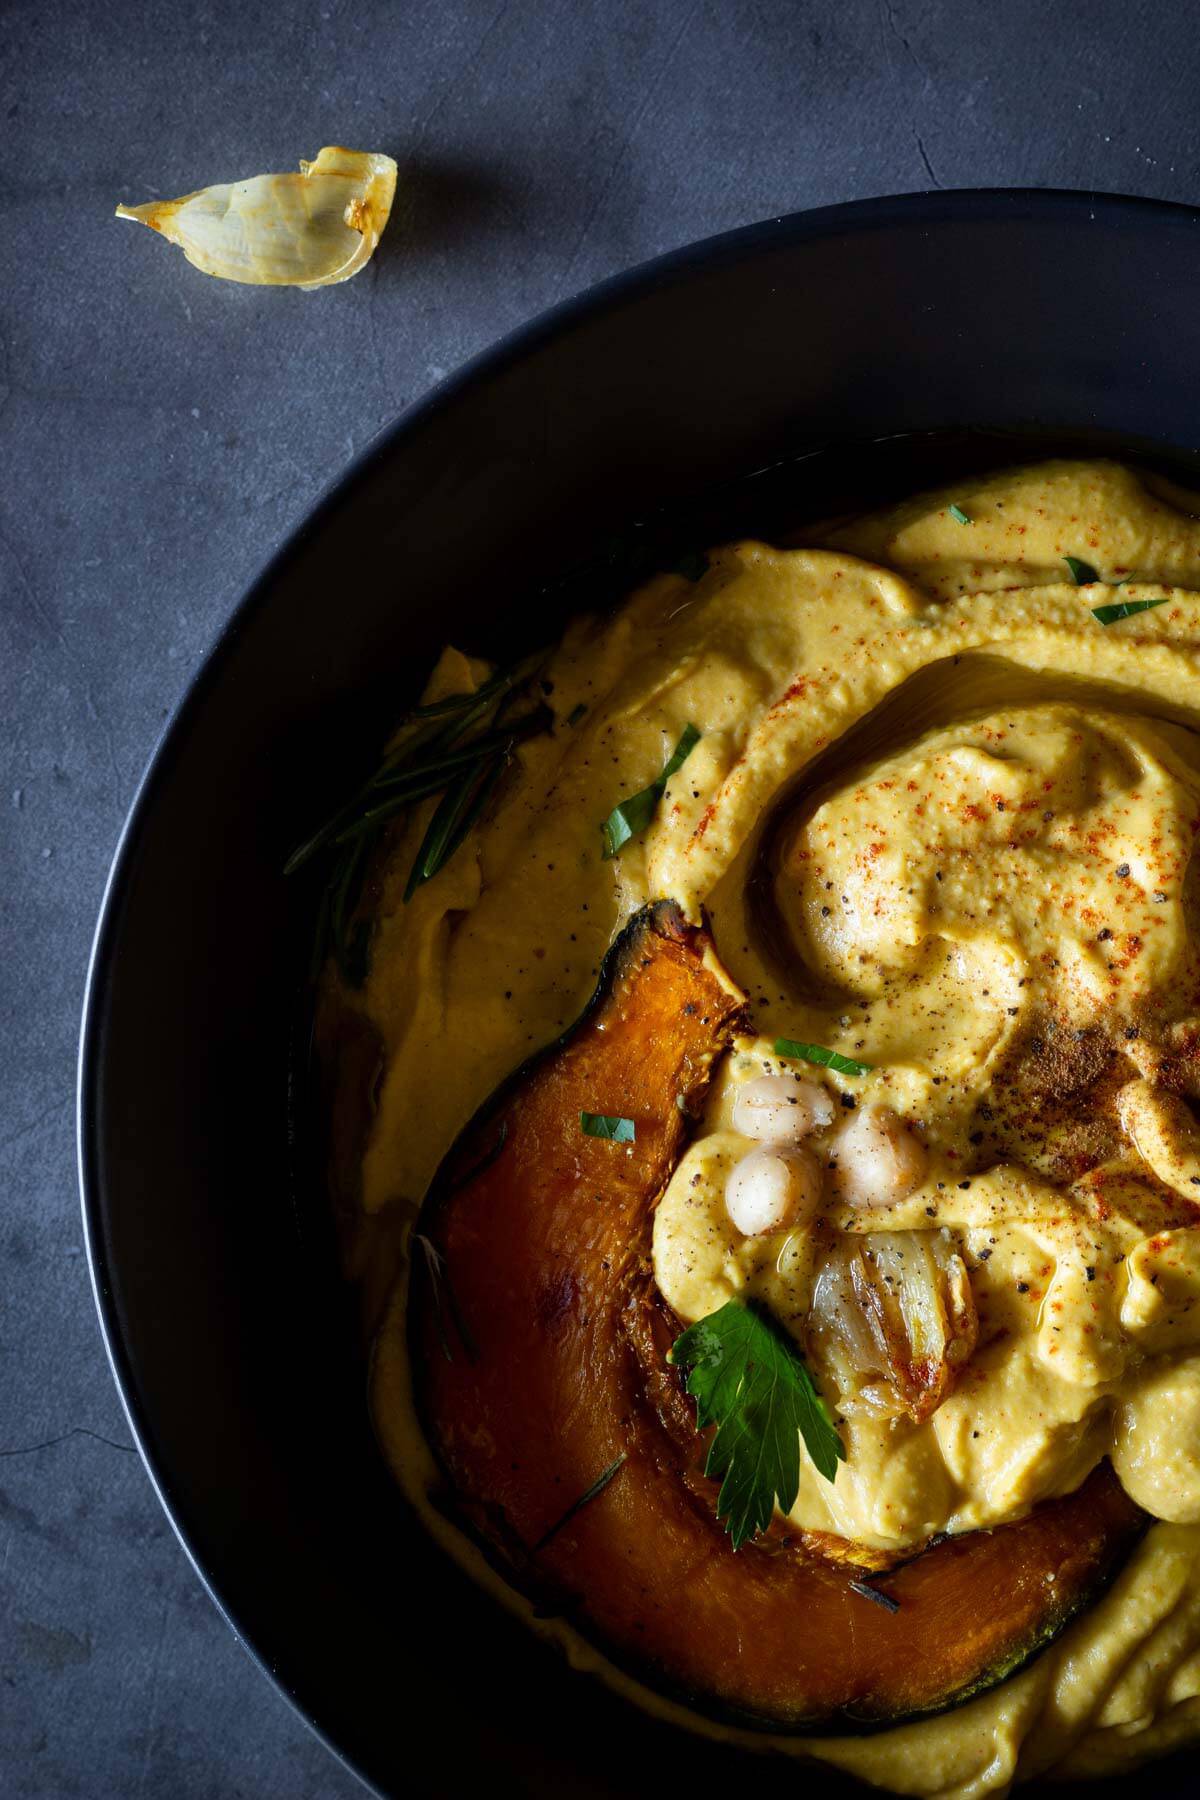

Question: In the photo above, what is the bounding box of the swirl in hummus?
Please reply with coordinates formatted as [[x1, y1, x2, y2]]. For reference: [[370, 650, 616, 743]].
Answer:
[[332, 460, 1200, 1796]]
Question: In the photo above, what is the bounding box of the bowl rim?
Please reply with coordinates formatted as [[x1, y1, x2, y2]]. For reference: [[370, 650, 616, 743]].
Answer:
[[77, 185, 1200, 1797]]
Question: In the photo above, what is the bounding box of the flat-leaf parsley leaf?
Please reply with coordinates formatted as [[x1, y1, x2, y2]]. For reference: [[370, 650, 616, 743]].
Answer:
[[670, 1299, 844, 1550]]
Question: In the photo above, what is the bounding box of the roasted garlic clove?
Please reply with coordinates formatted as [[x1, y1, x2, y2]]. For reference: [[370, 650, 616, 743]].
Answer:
[[724, 1145, 823, 1237], [809, 1230, 978, 1423], [115, 146, 397, 288], [731, 1073, 836, 1144], [827, 1104, 928, 1210]]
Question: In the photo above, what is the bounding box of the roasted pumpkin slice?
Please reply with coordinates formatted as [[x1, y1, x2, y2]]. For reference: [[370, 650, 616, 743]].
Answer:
[[383, 902, 1145, 1729]]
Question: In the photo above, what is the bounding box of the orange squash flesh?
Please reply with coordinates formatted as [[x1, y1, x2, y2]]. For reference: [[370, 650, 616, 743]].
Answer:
[[405, 904, 1145, 1729]]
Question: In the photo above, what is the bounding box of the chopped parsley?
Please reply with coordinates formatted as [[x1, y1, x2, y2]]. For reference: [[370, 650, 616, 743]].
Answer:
[[948, 503, 972, 526], [1091, 597, 1168, 626], [671, 1300, 845, 1550], [601, 723, 701, 858], [774, 1038, 872, 1078], [1058, 554, 1163, 622], [580, 1112, 635, 1142]]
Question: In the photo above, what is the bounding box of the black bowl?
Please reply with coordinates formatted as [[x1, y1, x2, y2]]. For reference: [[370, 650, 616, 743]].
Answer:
[[80, 191, 1200, 1798]]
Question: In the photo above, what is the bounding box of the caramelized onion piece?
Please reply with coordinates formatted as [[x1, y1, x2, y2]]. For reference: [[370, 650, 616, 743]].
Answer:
[[115, 146, 397, 287], [809, 1230, 978, 1423]]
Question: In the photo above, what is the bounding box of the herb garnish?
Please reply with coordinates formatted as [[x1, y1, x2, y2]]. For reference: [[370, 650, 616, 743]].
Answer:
[[285, 655, 550, 983], [600, 723, 701, 859], [580, 1112, 636, 1142], [948, 503, 972, 526], [1059, 556, 1165, 623], [849, 1578, 901, 1614], [408, 664, 522, 718], [1091, 597, 1168, 626], [774, 1038, 872, 1078], [670, 1300, 845, 1550], [532, 1453, 628, 1552], [402, 751, 508, 901]]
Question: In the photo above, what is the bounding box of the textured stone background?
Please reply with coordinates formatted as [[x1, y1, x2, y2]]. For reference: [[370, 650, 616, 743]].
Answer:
[[3, 0, 1200, 1794]]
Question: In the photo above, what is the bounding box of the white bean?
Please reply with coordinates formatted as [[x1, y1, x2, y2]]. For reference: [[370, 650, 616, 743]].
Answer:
[[725, 1146, 823, 1237], [732, 1073, 835, 1144], [828, 1105, 927, 1210]]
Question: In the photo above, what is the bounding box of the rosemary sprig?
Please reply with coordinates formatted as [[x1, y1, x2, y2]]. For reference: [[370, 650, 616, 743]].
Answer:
[[286, 655, 550, 984], [332, 715, 546, 849], [403, 751, 508, 901], [410, 664, 521, 718]]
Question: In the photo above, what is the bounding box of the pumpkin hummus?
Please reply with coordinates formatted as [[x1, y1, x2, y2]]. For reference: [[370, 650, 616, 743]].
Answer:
[[348, 460, 1200, 1794]]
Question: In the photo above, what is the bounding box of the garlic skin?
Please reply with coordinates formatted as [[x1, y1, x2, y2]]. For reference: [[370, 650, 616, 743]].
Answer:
[[115, 147, 397, 288], [725, 1146, 822, 1237]]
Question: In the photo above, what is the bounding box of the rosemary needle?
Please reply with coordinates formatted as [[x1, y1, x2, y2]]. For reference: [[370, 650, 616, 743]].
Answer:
[[286, 660, 551, 983]]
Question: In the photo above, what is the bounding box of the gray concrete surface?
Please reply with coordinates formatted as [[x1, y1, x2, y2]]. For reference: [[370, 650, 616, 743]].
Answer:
[[3, 0, 1200, 1793]]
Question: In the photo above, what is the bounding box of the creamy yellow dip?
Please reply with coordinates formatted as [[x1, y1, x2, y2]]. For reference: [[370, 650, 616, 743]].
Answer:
[[355, 459, 1200, 1792]]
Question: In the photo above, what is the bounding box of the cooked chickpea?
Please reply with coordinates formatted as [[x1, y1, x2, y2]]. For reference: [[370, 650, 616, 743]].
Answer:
[[828, 1105, 927, 1209], [732, 1073, 836, 1144], [725, 1146, 823, 1237]]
